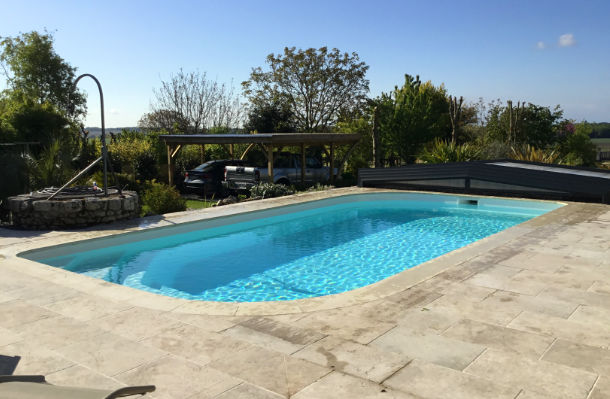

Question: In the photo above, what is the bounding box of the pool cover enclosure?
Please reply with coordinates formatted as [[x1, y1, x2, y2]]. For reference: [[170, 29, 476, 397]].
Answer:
[[358, 160, 610, 204]]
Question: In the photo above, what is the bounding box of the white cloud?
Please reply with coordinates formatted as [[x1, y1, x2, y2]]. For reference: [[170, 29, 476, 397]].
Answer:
[[109, 108, 120, 115], [558, 33, 576, 47], [536, 41, 545, 50]]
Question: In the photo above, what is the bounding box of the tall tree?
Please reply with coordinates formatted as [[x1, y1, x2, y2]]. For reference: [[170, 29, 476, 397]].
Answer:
[[149, 70, 244, 133], [485, 101, 563, 148], [244, 99, 295, 133], [242, 47, 369, 132], [0, 31, 85, 115], [138, 109, 190, 133], [377, 74, 450, 163]]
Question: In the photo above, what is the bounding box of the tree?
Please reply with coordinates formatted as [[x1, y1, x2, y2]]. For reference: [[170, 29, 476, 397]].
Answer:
[[448, 95, 463, 144], [559, 122, 597, 166], [149, 70, 244, 133], [485, 101, 564, 148], [0, 31, 85, 115], [138, 109, 189, 133], [0, 99, 74, 149], [244, 100, 295, 133], [0, 31, 82, 198], [377, 74, 450, 163], [242, 47, 369, 132]]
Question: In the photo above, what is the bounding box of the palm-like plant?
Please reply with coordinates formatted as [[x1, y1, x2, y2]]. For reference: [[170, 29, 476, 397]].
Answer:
[[510, 145, 561, 164], [420, 139, 482, 164]]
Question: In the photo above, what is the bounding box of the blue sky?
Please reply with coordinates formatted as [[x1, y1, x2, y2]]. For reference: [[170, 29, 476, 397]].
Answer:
[[2, 0, 609, 127]]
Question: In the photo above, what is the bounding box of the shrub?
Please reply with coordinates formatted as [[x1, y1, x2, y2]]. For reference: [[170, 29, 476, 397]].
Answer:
[[510, 145, 561, 164], [420, 139, 482, 163], [250, 183, 295, 199], [477, 140, 512, 159], [30, 139, 75, 189], [141, 180, 186, 216], [558, 124, 597, 167], [105, 134, 158, 181], [306, 183, 334, 192]]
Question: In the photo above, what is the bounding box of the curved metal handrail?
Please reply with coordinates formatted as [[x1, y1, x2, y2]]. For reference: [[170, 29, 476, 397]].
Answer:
[[73, 73, 108, 196]]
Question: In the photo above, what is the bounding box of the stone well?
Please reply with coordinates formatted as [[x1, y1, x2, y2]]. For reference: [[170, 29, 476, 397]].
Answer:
[[7, 189, 139, 229]]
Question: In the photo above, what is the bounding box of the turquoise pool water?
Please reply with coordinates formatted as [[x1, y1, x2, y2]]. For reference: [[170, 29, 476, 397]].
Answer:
[[22, 193, 561, 302]]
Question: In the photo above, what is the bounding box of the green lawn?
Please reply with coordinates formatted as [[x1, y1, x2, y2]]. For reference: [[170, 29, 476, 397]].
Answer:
[[592, 138, 610, 151], [185, 199, 216, 210]]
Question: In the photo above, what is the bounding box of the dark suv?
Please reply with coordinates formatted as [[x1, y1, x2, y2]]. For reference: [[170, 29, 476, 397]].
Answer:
[[184, 159, 245, 197]]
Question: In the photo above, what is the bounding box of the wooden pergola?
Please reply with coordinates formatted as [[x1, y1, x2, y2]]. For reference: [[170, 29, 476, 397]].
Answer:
[[160, 133, 361, 186]]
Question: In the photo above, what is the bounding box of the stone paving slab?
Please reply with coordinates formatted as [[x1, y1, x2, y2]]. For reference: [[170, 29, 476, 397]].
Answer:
[[208, 345, 331, 397], [369, 326, 484, 371], [293, 336, 409, 383], [55, 332, 168, 376], [212, 383, 284, 399], [508, 310, 610, 348], [537, 286, 610, 310], [17, 315, 106, 350], [384, 359, 520, 399], [116, 355, 242, 399], [541, 339, 610, 376], [140, 323, 254, 366], [0, 341, 73, 375], [292, 371, 418, 399], [0, 300, 55, 328], [590, 376, 610, 399], [442, 319, 554, 358], [222, 324, 305, 355], [45, 364, 124, 390], [426, 290, 524, 326], [90, 307, 183, 341], [237, 317, 326, 346], [464, 349, 598, 399], [1, 189, 609, 398], [479, 289, 578, 318], [589, 280, 610, 295]]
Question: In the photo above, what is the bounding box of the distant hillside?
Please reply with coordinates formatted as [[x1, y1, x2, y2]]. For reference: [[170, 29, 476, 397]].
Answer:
[[84, 127, 139, 137]]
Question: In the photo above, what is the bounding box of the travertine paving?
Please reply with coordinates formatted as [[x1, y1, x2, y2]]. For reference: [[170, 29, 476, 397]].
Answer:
[[1, 188, 609, 398]]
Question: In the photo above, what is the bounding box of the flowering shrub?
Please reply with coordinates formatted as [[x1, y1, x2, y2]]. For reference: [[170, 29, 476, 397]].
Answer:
[[250, 183, 295, 199]]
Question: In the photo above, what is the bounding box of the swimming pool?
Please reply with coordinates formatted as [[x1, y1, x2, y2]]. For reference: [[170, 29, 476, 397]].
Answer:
[[20, 193, 562, 302]]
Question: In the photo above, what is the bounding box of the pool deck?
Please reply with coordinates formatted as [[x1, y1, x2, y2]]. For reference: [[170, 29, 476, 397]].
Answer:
[[1, 187, 609, 398]]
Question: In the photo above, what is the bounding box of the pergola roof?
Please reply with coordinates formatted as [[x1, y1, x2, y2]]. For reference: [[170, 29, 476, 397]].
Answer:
[[160, 133, 361, 145]]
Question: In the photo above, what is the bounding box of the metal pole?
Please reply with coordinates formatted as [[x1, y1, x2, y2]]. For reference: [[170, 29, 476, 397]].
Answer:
[[73, 74, 108, 196], [47, 157, 103, 200]]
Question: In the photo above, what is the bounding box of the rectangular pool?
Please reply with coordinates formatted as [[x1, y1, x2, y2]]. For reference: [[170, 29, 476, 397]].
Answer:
[[20, 193, 562, 302]]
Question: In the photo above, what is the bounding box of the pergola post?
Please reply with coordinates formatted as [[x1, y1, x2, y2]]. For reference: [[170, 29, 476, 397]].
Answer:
[[267, 145, 274, 183], [300, 143, 306, 184], [329, 143, 335, 184], [167, 144, 181, 186], [167, 144, 174, 186]]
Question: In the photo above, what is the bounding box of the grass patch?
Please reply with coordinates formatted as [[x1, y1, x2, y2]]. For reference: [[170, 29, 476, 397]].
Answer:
[[185, 199, 216, 210], [592, 138, 610, 151]]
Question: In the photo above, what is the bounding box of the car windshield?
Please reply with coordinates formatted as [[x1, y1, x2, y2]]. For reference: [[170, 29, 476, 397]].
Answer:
[[193, 161, 216, 172]]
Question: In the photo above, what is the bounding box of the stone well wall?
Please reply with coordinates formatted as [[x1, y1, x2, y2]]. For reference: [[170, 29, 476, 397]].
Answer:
[[7, 191, 139, 229]]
